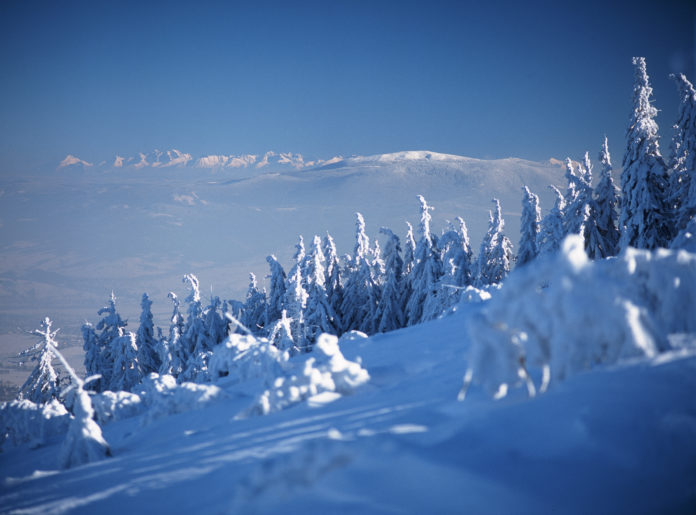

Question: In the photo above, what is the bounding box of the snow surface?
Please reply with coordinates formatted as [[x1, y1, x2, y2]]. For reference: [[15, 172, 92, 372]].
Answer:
[[2, 247, 695, 512]]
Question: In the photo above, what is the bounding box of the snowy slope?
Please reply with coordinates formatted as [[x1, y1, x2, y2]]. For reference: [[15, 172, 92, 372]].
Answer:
[[1, 310, 695, 514], [0, 151, 564, 341]]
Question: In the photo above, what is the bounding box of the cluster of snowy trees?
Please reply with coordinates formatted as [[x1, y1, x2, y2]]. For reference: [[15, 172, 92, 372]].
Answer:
[[6, 57, 696, 459], [61, 57, 696, 395]]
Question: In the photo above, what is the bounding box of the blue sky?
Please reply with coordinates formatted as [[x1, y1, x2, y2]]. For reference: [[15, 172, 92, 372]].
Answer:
[[0, 0, 694, 170]]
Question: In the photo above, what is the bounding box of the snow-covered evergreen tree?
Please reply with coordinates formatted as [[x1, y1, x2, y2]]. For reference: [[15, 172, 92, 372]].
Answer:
[[179, 274, 215, 381], [109, 331, 140, 392], [322, 233, 343, 333], [403, 221, 416, 277], [18, 318, 61, 404], [577, 152, 606, 260], [668, 73, 696, 233], [265, 255, 287, 326], [594, 136, 621, 257], [619, 57, 672, 250], [475, 199, 513, 286], [82, 322, 100, 389], [241, 273, 267, 334], [340, 213, 378, 333], [47, 327, 111, 468], [375, 228, 406, 332], [406, 196, 442, 324], [269, 310, 295, 354], [517, 186, 541, 266], [303, 235, 340, 343], [284, 264, 309, 352], [537, 186, 567, 257], [94, 293, 127, 392], [162, 291, 185, 377], [136, 293, 161, 378]]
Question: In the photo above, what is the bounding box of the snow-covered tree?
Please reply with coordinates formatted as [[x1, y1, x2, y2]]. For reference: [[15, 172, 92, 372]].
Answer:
[[265, 255, 287, 326], [82, 322, 100, 389], [403, 221, 416, 277], [577, 152, 606, 260], [537, 186, 566, 257], [341, 213, 378, 333], [241, 273, 267, 334], [594, 136, 621, 257], [269, 310, 296, 353], [322, 233, 343, 333], [94, 293, 127, 392], [668, 73, 696, 233], [179, 274, 215, 381], [619, 57, 672, 250], [109, 331, 140, 392], [406, 196, 442, 324], [18, 318, 61, 404], [136, 293, 161, 378], [475, 199, 513, 286], [47, 326, 111, 468], [304, 235, 340, 343], [162, 292, 185, 377], [517, 186, 541, 266], [284, 265, 309, 352], [375, 228, 406, 332]]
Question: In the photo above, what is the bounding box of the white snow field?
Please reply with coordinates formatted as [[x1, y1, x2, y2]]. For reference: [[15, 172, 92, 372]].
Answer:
[[1, 239, 695, 514]]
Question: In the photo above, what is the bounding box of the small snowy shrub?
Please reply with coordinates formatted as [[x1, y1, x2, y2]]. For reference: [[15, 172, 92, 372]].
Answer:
[[59, 388, 112, 469], [250, 334, 369, 416], [91, 390, 144, 425], [135, 373, 222, 423], [208, 333, 289, 384], [0, 398, 70, 451], [460, 235, 695, 399]]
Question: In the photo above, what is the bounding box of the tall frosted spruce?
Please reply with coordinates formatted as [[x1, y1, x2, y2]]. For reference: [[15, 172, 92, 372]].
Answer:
[[265, 255, 287, 327], [475, 198, 513, 286], [375, 227, 406, 332], [669, 73, 696, 233], [136, 293, 161, 378], [303, 235, 340, 344], [619, 57, 672, 250], [517, 186, 541, 266], [594, 136, 621, 256], [18, 318, 61, 403], [340, 213, 378, 333], [536, 186, 566, 256], [93, 292, 127, 391], [322, 233, 344, 333], [405, 196, 442, 325]]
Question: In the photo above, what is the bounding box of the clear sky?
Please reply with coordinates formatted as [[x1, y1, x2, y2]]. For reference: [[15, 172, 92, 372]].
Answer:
[[1, 0, 694, 171]]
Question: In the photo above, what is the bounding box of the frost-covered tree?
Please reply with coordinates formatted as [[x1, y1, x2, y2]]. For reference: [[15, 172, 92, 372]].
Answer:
[[475, 199, 513, 286], [517, 186, 541, 266], [322, 233, 343, 333], [406, 196, 442, 324], [341, 213, 378, 333], [562, 158, 586, 236], [269, 310, 296, 353], [537, 186, 566, 257], [375, 228, 406, 332], [577, 152, 607, 260], [304, 235, 340, 343], [265, 255, 287, 326], [619, 57, 672, 250], [136, 293, 161, 378], [403, 221, 416, 277], [93, 293, 127, 391], [109, 331, 140, 392], [18, 318, 61, 404], [284, 264, 308, 352], [48, 327, 111, 468], [594, 136, 621, 257], [82, 322, 100, 388], [162, 292, 185, 377], [668, 73, 696, 233], [179, 274, 216, 381], [241, 273, 267, 334]]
